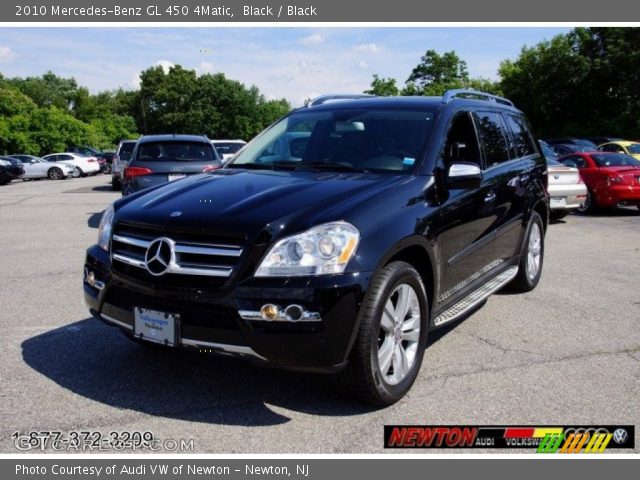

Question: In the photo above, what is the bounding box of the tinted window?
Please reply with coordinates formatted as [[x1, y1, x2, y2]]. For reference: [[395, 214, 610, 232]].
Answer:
[[600, 144, 623, 153], [561, 155, 586, 168], [136, 141, 215, 162], [60, 155, 73, 161], [474, 111, 510, 167], [626, 143, 640, 154], [213, 142, 245, 155], [504, 115, 536, 157], [590, 153, 640, 167]]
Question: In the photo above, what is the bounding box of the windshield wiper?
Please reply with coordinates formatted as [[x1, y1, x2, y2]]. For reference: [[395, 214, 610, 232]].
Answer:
[[225, 161, 298, 171], [299, 161, 369, 173]]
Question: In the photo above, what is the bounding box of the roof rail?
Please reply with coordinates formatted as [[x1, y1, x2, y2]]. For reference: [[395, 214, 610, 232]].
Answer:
[[307, 94, 373, 107], [442, 89, 514, 107]]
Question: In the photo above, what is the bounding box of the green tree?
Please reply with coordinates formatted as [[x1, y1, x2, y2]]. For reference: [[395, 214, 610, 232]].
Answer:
[[365, 75, 399, 96], [407, 50, 469, 95], [499, 27, 640, 138]]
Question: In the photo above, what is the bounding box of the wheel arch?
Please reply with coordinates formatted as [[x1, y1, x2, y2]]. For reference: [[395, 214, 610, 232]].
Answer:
[[372, 236, 437, 314]]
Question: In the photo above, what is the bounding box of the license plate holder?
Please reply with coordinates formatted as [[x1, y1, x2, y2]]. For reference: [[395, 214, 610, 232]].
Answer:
[[134, 307, 179, 346]]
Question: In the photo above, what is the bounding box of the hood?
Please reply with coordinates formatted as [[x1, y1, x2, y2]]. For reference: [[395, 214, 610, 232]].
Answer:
[[115, 169, 407, 243]]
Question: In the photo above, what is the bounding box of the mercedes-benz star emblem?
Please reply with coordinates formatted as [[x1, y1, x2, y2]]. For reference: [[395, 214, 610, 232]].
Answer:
[[613, 428, 628, 445], [145, 237, 173, 276]]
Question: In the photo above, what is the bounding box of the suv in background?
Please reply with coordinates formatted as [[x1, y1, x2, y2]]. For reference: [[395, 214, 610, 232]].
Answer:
[[111, 140, 137, 191], [121, 135, 222, 195], [84, 91, 549, 405], [211, 139, 247, 162]]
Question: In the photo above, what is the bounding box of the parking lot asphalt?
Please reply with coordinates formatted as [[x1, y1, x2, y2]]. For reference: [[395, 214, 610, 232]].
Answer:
[[1, 175, 638, 454]]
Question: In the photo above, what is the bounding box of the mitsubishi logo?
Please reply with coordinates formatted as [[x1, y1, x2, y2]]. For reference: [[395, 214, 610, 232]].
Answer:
[[145, 237, 174, 276]]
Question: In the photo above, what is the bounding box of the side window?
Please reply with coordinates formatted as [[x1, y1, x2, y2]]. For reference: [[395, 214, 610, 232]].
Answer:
[[562, 155, 586, 168], [504, 114, 536, 158], [60, 155, 73, 161], [473, 111, 510, 167], [442, 111, 482, 168]]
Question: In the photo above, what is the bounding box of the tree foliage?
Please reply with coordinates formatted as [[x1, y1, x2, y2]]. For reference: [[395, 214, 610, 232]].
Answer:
[[0, 66, 290, 156], [365, 49, 501, 98], [499, 27, 640, 138], [133, 65, 289, 139]]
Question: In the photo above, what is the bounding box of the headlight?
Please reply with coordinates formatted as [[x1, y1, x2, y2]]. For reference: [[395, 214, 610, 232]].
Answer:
[[255, 221, 360, 277], [97, 204, 115, 251]]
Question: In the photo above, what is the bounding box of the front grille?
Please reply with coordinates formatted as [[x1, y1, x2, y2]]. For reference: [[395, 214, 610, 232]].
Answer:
[[105, 286, 241, 331], [110, 222, 245, 288]]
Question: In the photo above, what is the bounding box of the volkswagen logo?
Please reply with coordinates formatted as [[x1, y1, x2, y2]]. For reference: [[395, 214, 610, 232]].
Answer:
[[613, 428, 628, 445], [553, 173, 560, 180], [145, 237, 174, 276]]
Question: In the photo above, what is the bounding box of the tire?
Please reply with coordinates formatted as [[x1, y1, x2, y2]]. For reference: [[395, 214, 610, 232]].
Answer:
[[72, 167, 82, 178], [510, 211, 544, 292], [112, 179, 121, 191], [549, 210, 568, 221], [336, 261, 428, 406], [576, 189, 596, 214], [48, 167, 64, 180]]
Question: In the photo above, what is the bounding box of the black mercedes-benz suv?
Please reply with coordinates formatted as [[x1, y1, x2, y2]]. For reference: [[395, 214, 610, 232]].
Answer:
[[84, 90, 549, 405]]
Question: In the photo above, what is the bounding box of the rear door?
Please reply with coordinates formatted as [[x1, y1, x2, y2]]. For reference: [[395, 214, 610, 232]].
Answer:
[[494, 112, 539, 261]]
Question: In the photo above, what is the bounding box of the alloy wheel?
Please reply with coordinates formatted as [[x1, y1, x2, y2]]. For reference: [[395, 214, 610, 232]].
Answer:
[[526, 223, 542, 280], [377, 283, 421, 385]]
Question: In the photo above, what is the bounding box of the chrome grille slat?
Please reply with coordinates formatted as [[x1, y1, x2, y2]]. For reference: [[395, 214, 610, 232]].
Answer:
[[174, 243, 242, 257], [112, 234, 150, 249], [110, 232, 243, 279], [112, 253, 146, 268]]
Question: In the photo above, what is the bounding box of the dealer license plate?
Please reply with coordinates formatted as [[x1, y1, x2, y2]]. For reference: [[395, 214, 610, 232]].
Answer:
[[134, 307, 178, 346]]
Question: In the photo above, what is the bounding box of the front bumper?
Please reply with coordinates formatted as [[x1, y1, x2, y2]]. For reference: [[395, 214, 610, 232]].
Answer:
[[84, 245, 371, 372]]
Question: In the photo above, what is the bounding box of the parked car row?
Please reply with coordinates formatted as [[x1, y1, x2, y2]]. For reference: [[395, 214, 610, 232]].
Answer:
[[540, 137, 640, 216]]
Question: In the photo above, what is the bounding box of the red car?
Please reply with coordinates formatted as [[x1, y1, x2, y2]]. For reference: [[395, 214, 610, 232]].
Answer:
[[559, 152, 640, 212]]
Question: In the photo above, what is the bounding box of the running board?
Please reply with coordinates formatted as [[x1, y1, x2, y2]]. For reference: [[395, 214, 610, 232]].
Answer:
[[433, 266, 519, 326]]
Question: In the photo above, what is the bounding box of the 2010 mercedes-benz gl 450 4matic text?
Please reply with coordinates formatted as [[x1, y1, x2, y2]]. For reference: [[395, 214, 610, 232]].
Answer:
[[84, 91, 549, 405]]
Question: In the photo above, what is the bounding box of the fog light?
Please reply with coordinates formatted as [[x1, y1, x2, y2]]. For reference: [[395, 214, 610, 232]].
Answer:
[[285, 304, 304, 321], [260, 304, 279, 321]]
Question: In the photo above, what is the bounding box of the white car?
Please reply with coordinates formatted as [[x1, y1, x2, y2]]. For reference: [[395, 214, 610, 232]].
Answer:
[[9, 154, 75, 180], [42, 152, 101, 177], [211, 139, 246, 162]]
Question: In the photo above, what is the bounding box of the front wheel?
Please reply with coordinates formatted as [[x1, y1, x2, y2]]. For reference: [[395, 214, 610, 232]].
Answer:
[[337, 261, 428, 406], [48, 167, 63, 180], [510, 211, 544, 292]]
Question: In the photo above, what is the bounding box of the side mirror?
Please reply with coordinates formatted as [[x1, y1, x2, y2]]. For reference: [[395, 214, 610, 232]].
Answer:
[[447, 162, 483, 189]]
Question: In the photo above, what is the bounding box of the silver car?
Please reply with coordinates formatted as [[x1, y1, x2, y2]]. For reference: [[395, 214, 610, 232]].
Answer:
[[547, 157, 587, 219], [9, 154, 75, 180]]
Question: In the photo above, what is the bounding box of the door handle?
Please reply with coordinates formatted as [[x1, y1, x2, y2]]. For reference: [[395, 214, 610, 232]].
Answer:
[[484, 192, 497, 204]]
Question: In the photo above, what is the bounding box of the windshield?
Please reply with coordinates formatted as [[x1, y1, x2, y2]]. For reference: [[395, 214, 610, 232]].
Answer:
[[591, 153, 640, 167], [626, 143, 640, 154], [136, 141, 215, 162], [228, 108, 435, 173], [214, 142, 245, 155]]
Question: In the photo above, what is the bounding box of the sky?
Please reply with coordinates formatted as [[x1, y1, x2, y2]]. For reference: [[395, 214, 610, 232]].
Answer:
[[0, 27, 571, 106]]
